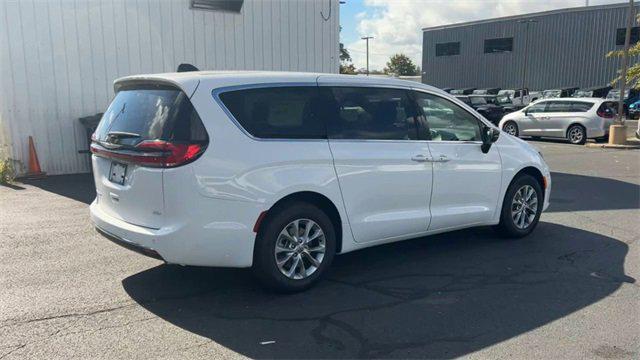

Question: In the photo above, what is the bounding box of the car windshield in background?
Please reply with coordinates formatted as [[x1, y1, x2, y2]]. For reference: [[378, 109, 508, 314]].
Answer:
[[607, 90, 628, 100], [497, 96, 512, 105], [470, 96, 487, 105], [573, 90, 592, 97], [543, 90, 562, 98]]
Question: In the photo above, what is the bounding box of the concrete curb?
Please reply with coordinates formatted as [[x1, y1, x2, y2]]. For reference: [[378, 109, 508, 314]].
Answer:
[[585, 142, 640, 149]]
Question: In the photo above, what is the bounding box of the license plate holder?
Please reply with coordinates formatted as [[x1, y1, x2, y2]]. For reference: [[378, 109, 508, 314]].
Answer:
[[109, 162, 127, 185]]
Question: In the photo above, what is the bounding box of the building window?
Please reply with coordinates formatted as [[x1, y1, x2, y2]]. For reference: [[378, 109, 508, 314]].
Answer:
[[484, 37, 513, 53], [190, 0, 243, 12], [616, 27, 640, 45], [435, 42, 460, 56]]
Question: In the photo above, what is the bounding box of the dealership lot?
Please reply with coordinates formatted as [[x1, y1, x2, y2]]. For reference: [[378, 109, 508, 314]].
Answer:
[[0, 141, 638, 359]]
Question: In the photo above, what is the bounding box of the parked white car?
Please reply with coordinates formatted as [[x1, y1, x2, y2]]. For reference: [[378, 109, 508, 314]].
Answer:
[[499, 98, 617, 144], [498, 88, 533, 106], [90, 72, 551, 292]]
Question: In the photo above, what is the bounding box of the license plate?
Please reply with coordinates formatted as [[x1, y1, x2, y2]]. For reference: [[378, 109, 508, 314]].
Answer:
[[109, 162, 127, 185]]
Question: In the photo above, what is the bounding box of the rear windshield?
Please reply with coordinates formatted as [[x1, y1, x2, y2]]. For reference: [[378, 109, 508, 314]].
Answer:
[[94, 85, 208, 146]]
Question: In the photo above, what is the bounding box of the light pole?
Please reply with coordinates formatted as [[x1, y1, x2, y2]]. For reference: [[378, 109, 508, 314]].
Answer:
[[361, 36, 374, 75], [610, 0, 634, 144], [518, 19, 537, 106]]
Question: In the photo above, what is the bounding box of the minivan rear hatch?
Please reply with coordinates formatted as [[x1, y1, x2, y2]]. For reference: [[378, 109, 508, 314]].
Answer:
[[90, 82, 208, 229]]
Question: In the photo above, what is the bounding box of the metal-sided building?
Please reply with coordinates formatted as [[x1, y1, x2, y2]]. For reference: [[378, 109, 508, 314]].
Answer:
[[421, 3, 638, 91], [0, 0, 340, 176]]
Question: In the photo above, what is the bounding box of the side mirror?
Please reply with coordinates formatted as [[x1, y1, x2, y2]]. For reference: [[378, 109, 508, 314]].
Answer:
[[481, 126, 500, 154]]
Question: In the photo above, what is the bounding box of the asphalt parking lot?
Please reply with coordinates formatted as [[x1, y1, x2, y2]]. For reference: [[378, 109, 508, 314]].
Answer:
[[1, 140, 638, 359]]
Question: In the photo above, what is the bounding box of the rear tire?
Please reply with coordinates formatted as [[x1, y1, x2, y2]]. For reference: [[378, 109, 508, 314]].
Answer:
[[502, 121, 519, 137], [253, 202, 336, 293], [494, 174, 543, 238], [567, 124, 586, 145]]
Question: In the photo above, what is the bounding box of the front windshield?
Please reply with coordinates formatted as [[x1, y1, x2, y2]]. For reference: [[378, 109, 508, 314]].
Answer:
[[470, 96, 487, 105], [497, 95, 512, 105], [498, 90, 514, 97], [573, 90, 591, 98], [543, 90, 562, 98], [607, 90, 628, 100]]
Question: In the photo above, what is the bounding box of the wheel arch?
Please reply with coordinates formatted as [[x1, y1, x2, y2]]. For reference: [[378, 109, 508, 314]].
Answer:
[[566, 122, 587, 137], [256, 191, 344, 254], [512, 166, 546, 198]]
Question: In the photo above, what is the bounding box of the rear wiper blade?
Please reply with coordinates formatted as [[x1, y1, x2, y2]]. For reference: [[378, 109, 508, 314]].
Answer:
[[107, 131, 141, 139]]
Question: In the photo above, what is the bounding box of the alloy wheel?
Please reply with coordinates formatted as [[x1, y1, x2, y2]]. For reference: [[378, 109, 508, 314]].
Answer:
[[504, 123, 517, 136], [274, 219, 326, 280], [511, 185, 538, 230], [568, 126, 584, 144]]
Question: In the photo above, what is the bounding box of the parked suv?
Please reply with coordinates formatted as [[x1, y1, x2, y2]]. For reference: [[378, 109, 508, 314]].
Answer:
[[499, 98, 616, 144], [90, 72, 551, 292], [541, 87, 579, 99]]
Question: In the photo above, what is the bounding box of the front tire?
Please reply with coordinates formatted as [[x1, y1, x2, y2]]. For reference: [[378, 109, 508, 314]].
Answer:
[[253, 202, 336, 292], [494, 174, 543, 238], [502, 121, 519, 137], [567, 124, 586, 145]]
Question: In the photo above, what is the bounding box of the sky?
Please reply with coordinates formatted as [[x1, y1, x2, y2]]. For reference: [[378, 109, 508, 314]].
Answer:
[[340, 0, 625, 71]]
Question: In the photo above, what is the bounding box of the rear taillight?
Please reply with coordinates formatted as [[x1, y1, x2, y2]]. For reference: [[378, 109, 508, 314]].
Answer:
[[597, 109, 614, 118], [90, 140, 206, 168]]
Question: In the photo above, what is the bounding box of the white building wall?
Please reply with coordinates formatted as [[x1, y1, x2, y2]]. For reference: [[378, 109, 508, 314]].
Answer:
[[0, 0, 340, 175]]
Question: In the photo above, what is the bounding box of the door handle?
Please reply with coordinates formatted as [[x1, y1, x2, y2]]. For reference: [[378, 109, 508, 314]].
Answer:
[[541, 116, 550, 120], [411, 154, 431, 162]]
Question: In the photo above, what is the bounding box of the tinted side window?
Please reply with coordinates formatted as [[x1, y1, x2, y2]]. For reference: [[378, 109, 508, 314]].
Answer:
[[526, 102, 547, 113], [326, 87, 418, 140], [547, 101, 573, 112], [413, 92, 482, 142], [218, 87, 326, 139], [571, 102, 594, 112]]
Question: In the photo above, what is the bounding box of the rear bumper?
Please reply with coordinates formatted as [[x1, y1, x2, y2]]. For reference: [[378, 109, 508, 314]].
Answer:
[[90, 200, 258, 268], [95, 226, 164, 261]]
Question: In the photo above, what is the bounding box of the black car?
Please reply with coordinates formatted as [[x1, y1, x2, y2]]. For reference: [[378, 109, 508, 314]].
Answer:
[[573, 85, 612, 98], [455, 95, 505, 124]]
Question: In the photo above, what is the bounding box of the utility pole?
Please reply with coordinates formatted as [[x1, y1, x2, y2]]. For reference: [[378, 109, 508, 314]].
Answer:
[[361, 36, 373, 76], [518, 19, 537, 106], [610, 0, 634, 144]]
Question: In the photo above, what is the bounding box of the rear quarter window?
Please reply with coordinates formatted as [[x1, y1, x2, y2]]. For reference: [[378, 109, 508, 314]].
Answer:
[[218, 86, 326, 139], [570, 102, 594, 112]]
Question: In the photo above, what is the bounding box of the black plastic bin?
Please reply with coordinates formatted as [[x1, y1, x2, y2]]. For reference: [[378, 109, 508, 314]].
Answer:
[[78, 113, 103, 154]]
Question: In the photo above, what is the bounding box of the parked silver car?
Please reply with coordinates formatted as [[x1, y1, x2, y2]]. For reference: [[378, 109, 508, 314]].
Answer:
[[499, 98, 616, 144]]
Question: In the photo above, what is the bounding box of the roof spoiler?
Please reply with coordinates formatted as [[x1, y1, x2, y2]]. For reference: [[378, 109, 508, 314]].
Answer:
[[177, 63, 199, 72]]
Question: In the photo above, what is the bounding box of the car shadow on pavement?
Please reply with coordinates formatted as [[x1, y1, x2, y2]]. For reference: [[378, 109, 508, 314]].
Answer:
[[122, 223, 634, 359], [20, 174, 95, 204], [15, 172, 639, 214], [547, 172, 640, 212]]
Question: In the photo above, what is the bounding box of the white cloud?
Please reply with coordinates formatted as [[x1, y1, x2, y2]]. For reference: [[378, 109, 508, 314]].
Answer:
[[345, 0, 622, 71]]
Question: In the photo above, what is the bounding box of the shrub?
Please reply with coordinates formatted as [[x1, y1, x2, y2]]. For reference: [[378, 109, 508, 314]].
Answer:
[[0, 159, 15, 184]]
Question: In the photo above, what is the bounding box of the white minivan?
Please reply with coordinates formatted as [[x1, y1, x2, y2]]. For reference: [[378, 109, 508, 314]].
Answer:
[[499, 98, 616, 144], [90, 72, 551, 292]]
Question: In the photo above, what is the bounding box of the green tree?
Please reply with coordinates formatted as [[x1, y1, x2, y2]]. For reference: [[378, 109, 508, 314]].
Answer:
[[340, 63, 357, 75], [340, 43, 351, 62], [384, 54, 418, 76], [607, 15, 640, 88]]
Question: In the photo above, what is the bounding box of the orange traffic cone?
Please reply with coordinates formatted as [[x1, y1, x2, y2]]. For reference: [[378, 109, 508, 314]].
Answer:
[[25, 136, 46, 179]]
